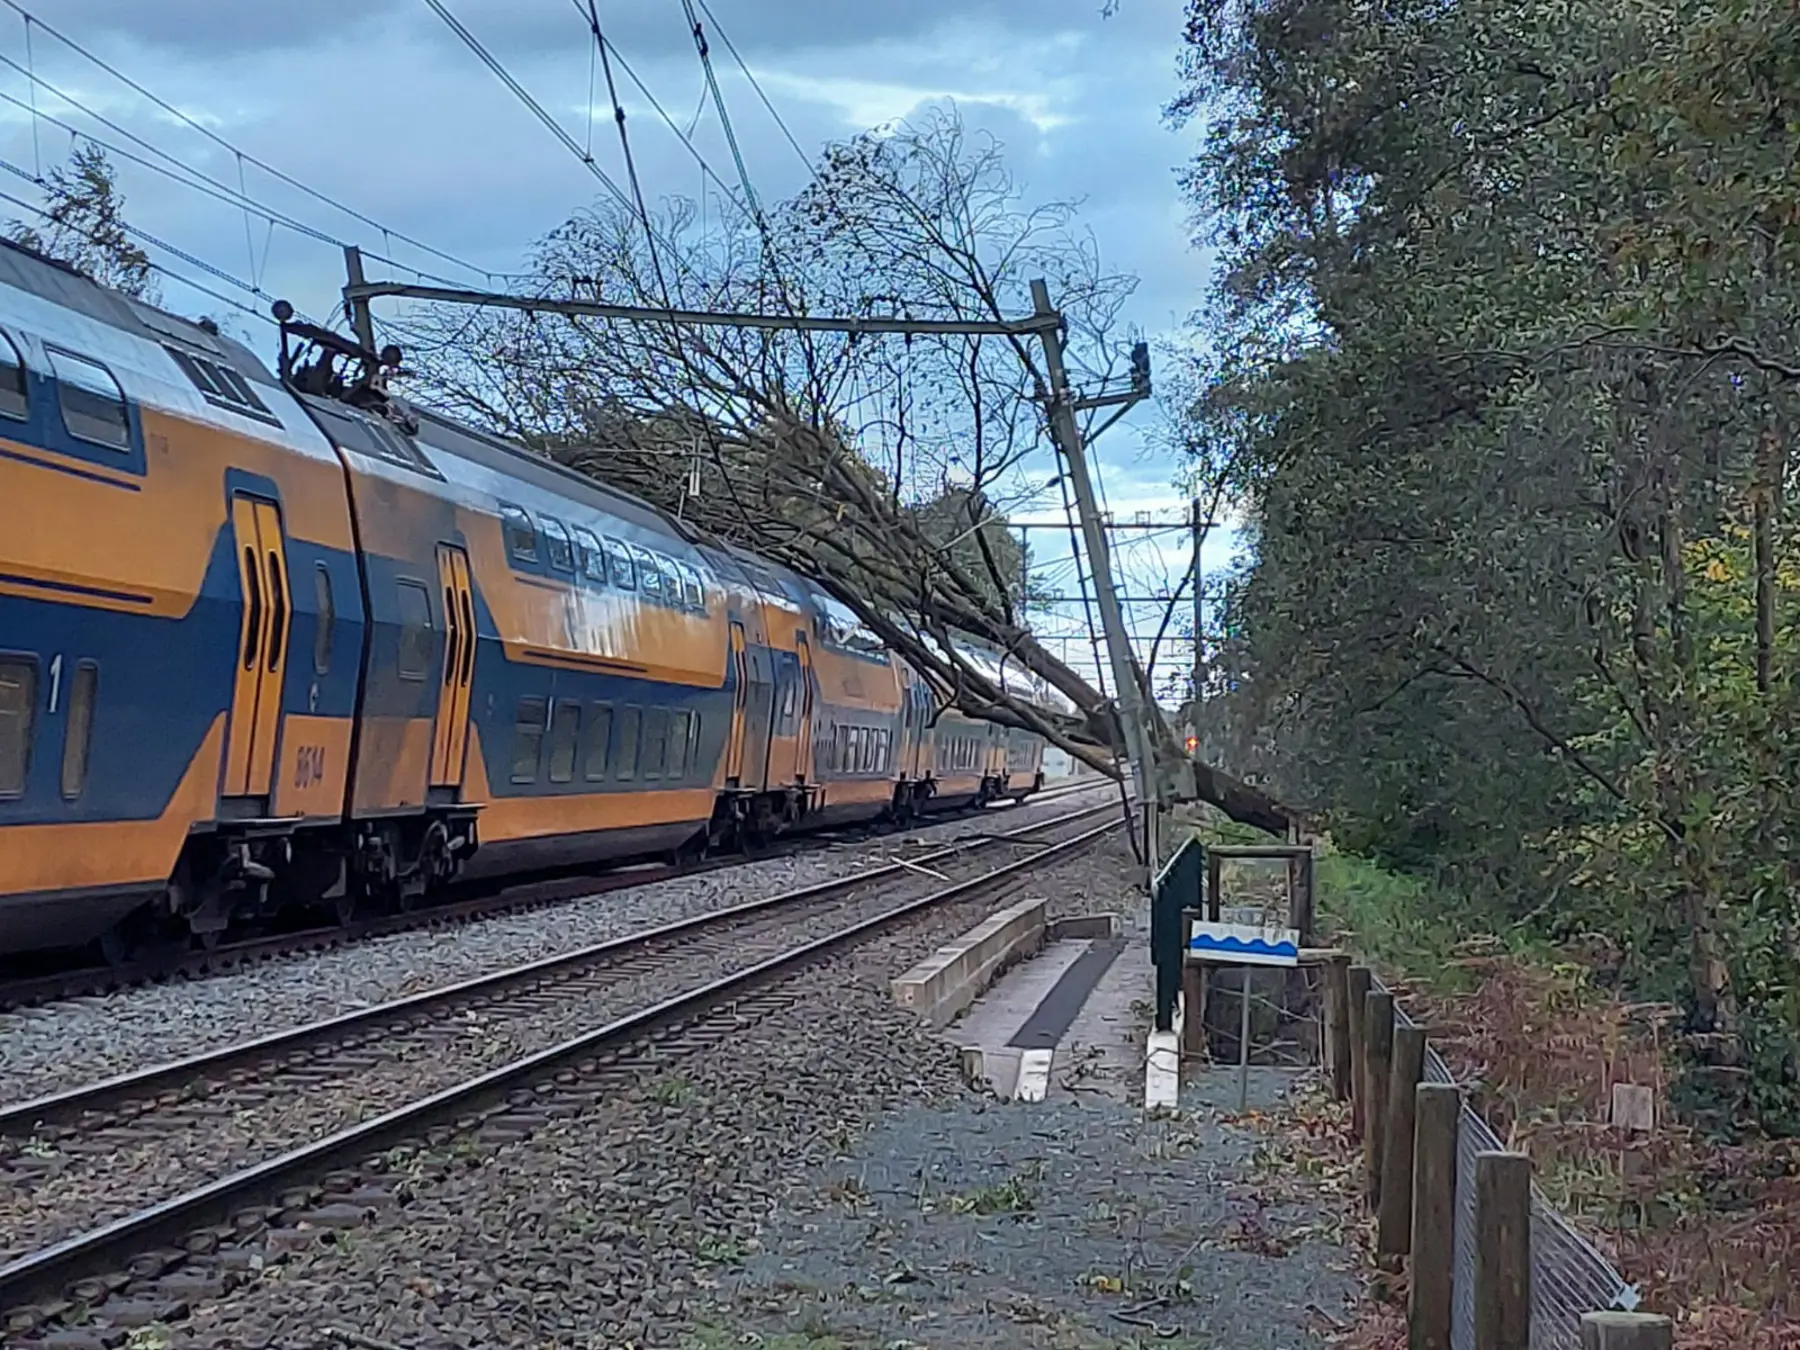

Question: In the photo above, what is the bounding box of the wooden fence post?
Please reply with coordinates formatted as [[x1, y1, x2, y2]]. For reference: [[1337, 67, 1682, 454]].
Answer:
[[1180, 911, 1206, 1058], [1474, 1151, 1532, 1350], [1409, 1083, 1461, 1350], [1363, 990, 1395, 1210], [1324, 954, 1353, 1101], [1378, 1024, 1429, 1258], [1579, 1312, 1673, 1350], [1348, 964, 1372, 1137]]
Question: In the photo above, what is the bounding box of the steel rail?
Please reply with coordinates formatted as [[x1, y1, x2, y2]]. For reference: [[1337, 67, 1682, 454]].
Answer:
[[0, 815, 1118, 1316], [0, 799, 1111, 1130], [0, 780, 1101, 1013]]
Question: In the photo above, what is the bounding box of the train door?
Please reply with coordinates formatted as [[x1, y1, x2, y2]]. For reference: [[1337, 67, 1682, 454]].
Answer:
[[740, 645, 775, 791], [429, 545, 476, 789], [795, 632, 815, 782], [224, 494, 292, 800], [725, 621, 749, 785]]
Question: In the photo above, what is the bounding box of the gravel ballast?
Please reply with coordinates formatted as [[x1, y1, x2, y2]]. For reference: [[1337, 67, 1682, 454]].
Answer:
[[0, 823, 1105, 1265], [0, 785, 1113, 1105], [40, 831, 1360, 1350]]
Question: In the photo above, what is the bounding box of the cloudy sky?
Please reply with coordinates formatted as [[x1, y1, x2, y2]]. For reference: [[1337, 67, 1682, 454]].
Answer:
[[3, 0, 1231, 697]]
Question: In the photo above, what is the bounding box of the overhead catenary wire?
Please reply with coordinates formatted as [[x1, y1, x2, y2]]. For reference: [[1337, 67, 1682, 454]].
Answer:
[[418, 0, 696, 280], [691, 0, 811, 172], [0, 153, 322, 325], [0, 72, 459, 286], [575, 0, 670, 300], [419, 0, 636, 223], [0, 179, 286, 328], [677, 0, 764, 226], [563, 0, 749, 219], [0, 0, 499, 285]]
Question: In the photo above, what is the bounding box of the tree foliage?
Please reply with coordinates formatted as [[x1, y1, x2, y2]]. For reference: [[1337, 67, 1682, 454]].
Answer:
[[8, 144, 156, 301], [1178, 0, 1800, 1127]]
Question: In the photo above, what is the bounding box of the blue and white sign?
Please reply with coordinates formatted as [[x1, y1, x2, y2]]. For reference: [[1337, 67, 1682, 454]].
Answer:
[[1187, 921, 1301, 968]]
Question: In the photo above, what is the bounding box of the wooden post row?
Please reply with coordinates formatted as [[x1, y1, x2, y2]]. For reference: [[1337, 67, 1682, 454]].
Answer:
[[1363, 989, 1395, 1210], [1323, 954, 1353, 1101], [1181, 911, 1206, 1058], [1409, 1083, 1461, 1350], [1378, 1024, 1428, 1257], [1474, 1151, 1532, 1350], [1347, 964, 1372, 1137]]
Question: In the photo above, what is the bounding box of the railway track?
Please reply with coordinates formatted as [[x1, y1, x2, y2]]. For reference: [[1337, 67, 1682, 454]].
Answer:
[[0, 801, 1119, 1335], [0, 779, 1107, 1013]]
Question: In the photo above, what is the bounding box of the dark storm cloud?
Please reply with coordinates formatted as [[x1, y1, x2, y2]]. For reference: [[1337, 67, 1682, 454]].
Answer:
[[35, 0, 1175, 65], [5, 0, 1215, 566]]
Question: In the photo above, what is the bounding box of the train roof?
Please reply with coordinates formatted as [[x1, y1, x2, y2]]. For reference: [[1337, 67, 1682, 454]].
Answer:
[[4, 235, 1073, 717], [0, 236, 279, 391], [406, 404, 700, 543]]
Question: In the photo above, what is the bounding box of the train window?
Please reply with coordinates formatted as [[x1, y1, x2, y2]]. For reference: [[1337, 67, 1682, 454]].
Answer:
[[541, 518, 576, 572], [395, 581, 434, 681], [60, 661, 97, 800], [47, 347, 129, 450], [603, 538, 636, 590], [313, 566, 334, 676], [686, 713, 702, 777], [511, 697, 547, 783], [614, 707, 641, 779], [641, 709, 670, 779], [583, 703, 613, 780], [547, 700, 581, 784], [572, 528, 606, 585], [632, 547, 664, 604], [0, 656, 36, 799], [0, 330, 27, 419], [677, 563, 705, 613], [501, 505, 538, 563], [776, 667, 796, 730], [165, 345, 274, 421], [669, 712, 690, 779]]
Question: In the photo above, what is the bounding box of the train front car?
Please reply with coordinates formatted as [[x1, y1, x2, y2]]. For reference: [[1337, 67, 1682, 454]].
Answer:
[[0, 240, 365, 959]]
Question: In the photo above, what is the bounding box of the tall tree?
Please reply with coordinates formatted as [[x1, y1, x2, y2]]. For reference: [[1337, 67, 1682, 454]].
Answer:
[[8, 143, 157, 301], [1174, 0, 1800, 1124]]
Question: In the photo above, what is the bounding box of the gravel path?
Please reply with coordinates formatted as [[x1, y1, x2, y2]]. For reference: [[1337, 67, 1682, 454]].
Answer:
[[707, 1081, 1358, 1349], [0, 785, 1113, 1105], [29, 833, 1359, 1350]]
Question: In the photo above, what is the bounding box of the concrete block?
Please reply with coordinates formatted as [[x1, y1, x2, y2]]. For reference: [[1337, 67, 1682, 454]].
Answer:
[[891, 896, 1047, 1027], [1048, 913, 1117, 941]]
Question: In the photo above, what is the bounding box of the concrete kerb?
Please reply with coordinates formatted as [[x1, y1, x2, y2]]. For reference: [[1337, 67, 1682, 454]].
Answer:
[[890, 894, 1049, 1031]]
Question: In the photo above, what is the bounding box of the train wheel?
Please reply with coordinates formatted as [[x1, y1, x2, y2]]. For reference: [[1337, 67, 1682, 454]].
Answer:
[[98, 923, 133, 970]]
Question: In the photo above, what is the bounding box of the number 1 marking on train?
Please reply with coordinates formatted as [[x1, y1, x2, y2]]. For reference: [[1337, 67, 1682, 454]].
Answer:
[[46, 653, 61, 714]]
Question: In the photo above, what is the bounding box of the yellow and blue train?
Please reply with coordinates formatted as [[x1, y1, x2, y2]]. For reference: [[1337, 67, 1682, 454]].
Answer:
[[0, 239, 1047, 961]]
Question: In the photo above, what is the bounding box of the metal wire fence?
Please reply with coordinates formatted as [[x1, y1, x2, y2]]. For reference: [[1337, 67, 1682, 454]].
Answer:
[[1380, 979, 1638, 1350]]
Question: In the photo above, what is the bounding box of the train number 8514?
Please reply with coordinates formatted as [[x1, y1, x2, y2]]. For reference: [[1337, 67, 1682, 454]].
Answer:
[[293, 745, 328, 789]]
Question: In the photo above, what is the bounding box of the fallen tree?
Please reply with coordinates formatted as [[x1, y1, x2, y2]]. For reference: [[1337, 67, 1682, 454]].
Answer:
[[391, 107, 1290, 831]]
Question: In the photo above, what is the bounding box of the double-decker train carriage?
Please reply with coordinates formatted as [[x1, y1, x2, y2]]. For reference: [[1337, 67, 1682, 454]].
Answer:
[[0, 236, 1048, 961]]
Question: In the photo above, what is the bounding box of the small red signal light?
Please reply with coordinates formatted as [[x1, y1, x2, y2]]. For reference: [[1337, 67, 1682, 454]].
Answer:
[[1184, 735, 1199, 753]]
